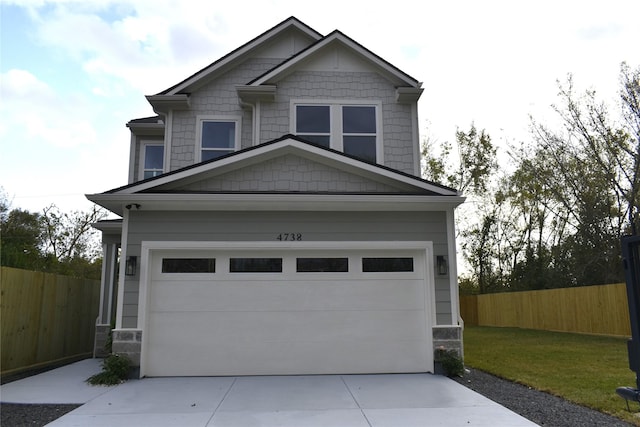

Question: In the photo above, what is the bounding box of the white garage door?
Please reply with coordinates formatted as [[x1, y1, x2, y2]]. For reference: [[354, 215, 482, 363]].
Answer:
[[142, 244, 433, 376]]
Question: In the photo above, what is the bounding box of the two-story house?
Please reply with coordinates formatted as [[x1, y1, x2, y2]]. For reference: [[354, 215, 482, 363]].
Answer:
[[87, 17, 465, 377]]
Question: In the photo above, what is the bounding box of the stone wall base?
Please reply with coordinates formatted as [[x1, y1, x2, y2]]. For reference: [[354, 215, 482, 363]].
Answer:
[[432, 325, 464, 375], [112, 329, 142, 378], [432, 325, 463, 358]]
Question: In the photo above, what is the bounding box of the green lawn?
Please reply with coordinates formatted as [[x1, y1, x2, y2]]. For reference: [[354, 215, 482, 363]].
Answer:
[[463, 326, 640, 425]]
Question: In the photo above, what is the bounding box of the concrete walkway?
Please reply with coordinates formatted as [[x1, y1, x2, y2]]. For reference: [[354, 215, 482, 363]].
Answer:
[[1, 359, 537, 426]]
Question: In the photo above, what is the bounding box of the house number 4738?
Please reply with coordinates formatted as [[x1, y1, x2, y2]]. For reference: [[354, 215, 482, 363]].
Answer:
[[276, 233, 302, 241]]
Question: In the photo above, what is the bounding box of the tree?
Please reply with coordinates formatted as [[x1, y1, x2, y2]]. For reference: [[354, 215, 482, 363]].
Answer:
[[1, 206, 44, 270], [40, 204, 107, 278], [422, 123, 499, 292], [41, 204, 105, 263], [0, 191, 107, 278], [532, 63, 639, 236], [619, 62, 640, 233], [522, 63, 640, 286], [423, 64, 638, 293], [422, 123, 497, 196]]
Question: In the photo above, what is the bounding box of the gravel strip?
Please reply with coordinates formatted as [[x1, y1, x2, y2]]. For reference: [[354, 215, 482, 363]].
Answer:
[[1, 403, 80, 427], [1, 367, 636, 426], [454, 367, 635, 426]]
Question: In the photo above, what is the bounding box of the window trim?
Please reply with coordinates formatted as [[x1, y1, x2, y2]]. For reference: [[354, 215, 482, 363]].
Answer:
[[195, 115, 242, 163], [139, 141, 165, 181], [290, 100, 383, 163]]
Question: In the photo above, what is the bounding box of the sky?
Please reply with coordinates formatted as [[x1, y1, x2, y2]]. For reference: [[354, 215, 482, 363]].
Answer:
[[1, 0, 639, 216]]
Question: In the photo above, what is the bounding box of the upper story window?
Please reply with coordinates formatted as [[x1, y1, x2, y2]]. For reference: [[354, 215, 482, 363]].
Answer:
[[342, 106, 377, 163], [296, 106, 330, 147], [293, 101, 381, 163], [196, 116, 241, 162], [140, 143, 164, 180]]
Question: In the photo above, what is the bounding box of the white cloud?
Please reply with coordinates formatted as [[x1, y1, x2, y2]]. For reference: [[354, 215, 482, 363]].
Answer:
[[1, 69, 54, 98], [0, 67, 135, 213], [1, 69, 97, 148], [2, 0, 639, 214]]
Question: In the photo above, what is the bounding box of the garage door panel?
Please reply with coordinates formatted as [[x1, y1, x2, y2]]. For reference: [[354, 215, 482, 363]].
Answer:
[[149, 280, 424, 312], [147, 339, 429, 376], [146, 313, 429, 376], [148, 310, 428, 344], [144, 246, 432, 376]]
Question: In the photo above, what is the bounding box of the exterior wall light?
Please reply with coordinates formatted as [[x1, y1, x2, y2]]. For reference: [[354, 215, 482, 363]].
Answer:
[[436, 255, 448, 276], [125, 256, 137, 276]]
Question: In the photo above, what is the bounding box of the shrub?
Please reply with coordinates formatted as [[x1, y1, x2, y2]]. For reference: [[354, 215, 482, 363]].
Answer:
[[87, 354, 131, 386], [436, 348, 464, 377]]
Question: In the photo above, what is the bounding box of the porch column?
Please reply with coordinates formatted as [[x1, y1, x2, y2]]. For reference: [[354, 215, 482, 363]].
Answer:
[[94, 240, 120, 357]]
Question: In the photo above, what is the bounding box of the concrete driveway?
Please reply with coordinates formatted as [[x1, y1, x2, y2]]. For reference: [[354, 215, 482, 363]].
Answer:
[[1, 359, 536, 426]]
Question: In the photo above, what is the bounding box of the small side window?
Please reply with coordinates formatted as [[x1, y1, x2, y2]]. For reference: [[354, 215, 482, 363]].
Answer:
[[142, 144, 164, 179], [162, 258, 216, 273], [201, 121, 236, 161], [362, 257, 414, 272]]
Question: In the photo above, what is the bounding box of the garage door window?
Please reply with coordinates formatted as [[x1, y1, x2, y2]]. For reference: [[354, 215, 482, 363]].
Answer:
[[230, 258, 283, 273], [296, 258, 349, 272], [362, 257, 414, 272], [162, 258, 216, 273]]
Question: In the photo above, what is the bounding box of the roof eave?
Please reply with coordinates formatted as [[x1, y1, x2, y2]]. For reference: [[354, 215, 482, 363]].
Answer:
[[126, 122, 165, 136], [396, 87, 424, 103], [236, 85, 277, 103], [145, 94, 190, 114], [86, 193, 465, 216]]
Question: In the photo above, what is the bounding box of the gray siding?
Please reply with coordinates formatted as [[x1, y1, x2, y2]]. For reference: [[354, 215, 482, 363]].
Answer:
[[121, 210, 451, 328], [169, 58, 283, 170]]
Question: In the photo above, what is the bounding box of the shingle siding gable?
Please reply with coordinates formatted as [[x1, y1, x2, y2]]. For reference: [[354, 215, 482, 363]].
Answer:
[[175, 154, 410, 193]]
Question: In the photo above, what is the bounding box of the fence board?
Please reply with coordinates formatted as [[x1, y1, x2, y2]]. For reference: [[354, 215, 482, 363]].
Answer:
[[460, 283, 631, 336], [1, 267, 100, 376]]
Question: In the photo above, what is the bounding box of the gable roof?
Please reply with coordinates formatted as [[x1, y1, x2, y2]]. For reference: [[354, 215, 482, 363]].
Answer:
[[155, 17, 322, 96], [87, 135, 463, 215], [249, 30, 422, 89], [147, 17, 423, 111]]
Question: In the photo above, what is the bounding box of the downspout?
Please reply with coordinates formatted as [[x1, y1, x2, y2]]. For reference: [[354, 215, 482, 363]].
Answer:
[[164, 111, 172, 172], [239, 100, 257, 146], [127, 133, 136, 184]]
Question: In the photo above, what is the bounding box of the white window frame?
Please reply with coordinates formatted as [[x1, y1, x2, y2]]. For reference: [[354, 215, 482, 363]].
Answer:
[[290, 100, 383, 164], [195, 115, 242, 163], [139, 141, 165, 181]]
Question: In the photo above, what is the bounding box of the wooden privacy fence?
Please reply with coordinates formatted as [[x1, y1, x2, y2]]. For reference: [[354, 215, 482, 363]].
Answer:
[[1, 267, 101, 376], [459, 283, 631, 336]]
